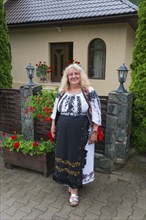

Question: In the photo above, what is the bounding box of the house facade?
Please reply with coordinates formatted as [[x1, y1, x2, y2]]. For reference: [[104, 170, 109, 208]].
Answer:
[[5, 0, 138, 95]]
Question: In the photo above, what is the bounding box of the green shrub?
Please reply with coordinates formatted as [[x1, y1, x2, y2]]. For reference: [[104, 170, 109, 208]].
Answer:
[[0, 1, 12, 88], [130, 0, 146, 153]]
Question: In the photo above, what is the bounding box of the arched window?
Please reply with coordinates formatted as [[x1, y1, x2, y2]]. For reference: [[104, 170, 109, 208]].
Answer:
[[88, 38, 106, 79]]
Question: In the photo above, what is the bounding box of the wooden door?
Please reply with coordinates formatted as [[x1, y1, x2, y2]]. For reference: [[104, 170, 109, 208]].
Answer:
[[50, 43, 73, 82]]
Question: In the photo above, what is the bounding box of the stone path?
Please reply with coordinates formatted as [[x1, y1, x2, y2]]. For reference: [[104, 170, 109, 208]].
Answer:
[[0, 154, 146, 220]]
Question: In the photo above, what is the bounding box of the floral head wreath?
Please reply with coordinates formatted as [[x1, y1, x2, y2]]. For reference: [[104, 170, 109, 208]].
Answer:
[[66, 59, 81, 66]]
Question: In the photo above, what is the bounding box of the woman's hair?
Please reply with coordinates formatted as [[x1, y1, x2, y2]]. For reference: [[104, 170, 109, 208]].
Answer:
[[59, 63, 91, 91]]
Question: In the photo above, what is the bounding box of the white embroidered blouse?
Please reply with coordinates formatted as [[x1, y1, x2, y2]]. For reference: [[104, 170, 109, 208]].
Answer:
[[51, 86, 102, 126]]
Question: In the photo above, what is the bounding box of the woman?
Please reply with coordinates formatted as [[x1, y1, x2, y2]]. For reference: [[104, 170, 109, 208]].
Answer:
[[51, 63, 101, 207]]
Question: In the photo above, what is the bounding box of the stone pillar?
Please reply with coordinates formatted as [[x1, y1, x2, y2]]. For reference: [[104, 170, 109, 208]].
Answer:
[[20, 85, 42, 141], [105, 91, 133, 166]]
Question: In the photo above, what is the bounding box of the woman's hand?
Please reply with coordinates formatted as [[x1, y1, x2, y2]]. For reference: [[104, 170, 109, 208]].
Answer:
[[88, 123, 98, 144], [51, 120, 56, 138], [88, 132, 97, 144]]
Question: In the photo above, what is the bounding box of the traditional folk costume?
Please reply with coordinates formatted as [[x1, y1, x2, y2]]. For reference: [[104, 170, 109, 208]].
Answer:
[[51, 86, 101, 189]]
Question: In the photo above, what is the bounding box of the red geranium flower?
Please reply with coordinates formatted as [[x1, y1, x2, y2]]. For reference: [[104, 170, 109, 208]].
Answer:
[[25, 109, 29, 114], [2, 132, 6, 136], [30, 106, 35, 112], [45, 117, 51, 122], [37, 97, 40, 101], [14, 142, 20, 149], [11, 135, 17, 140], [24, 97, 28, 102], [47, 131, 55, 142], [33, 141, 38, 147]]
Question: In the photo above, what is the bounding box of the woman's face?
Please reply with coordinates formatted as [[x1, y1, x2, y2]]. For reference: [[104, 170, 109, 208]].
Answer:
[[68, 68, 81, 86]]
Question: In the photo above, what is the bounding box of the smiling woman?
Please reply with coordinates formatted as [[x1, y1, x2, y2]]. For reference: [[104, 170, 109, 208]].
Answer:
[[50, 63, 102, 207]]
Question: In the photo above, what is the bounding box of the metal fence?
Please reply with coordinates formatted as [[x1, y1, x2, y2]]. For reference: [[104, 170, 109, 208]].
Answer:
[[0, 89, 108, 153]]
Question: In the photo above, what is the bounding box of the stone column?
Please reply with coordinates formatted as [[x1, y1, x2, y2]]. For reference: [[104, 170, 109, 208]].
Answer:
[[105, 91, 133, 165], [20, 85, 42, 141]]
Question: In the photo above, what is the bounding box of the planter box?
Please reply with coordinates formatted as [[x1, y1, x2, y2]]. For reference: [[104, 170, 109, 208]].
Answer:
[[2, 148, 54, 177]]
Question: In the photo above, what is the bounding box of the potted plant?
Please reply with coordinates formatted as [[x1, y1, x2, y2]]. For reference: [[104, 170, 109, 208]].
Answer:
[[36, 61, 52, 83], [2, 132, 55, 177]]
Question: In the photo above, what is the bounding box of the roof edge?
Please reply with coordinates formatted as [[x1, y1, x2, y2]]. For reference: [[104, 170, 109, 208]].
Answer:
[[7, 13, 138, 28]]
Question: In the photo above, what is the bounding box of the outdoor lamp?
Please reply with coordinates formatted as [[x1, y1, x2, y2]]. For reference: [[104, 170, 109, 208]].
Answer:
[[26, 63, 35, 87], [116, 64, 129, 93]]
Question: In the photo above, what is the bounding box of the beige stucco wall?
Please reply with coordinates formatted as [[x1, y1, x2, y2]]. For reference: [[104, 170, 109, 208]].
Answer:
[[9, 22, 136, 95]]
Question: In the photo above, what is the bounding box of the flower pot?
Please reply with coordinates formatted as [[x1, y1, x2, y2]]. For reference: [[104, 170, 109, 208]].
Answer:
[[40, 76, 47, 83], [2, 148, 54, 177]]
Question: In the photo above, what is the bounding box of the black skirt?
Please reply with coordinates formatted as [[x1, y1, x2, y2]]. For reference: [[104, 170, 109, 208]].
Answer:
[[53, 114, 89, 189]]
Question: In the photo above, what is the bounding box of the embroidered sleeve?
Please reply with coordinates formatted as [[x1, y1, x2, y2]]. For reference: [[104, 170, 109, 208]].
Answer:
[[50, 92, 62, 120], [88, 87, 102, 126]]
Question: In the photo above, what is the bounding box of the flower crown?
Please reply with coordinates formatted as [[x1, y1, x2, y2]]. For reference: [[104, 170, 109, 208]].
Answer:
[[66, 60, 81, 66]]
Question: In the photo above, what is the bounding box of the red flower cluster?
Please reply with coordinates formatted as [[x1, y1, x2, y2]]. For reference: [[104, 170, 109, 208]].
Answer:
[[44, 106, 52, 114], [47, 132, 55, 142]]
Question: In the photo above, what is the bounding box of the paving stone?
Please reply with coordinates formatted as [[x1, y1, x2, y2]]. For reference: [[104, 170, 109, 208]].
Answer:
[[21, 208, 44, 219], [20, 199, 40, 213], [134, 195, 146, 209], [80, 193, 99, 204], [35, 194, 59, 212], [16, 192, 35, 205], [71, 202, 90, 218], [128, 206, 146, 220], [2, 196, 18, 206], [39, 206, 60, 219], [86, 201, 105, 215], [54, 202, 73, 219], [0, 212, 12, 220], [3, 201, 24, 216], [50, 196, 66, 209], [84, 212, 100, 220], [0, 203, 10, 212], [11, 210, 28, 220], [31, 191, 49, 203], [113, 208, 132, 220], [118, 172, 133, 182], [52, 215, 68, 220], [137, 187, 146, 196], [68, 213, 83, 220]]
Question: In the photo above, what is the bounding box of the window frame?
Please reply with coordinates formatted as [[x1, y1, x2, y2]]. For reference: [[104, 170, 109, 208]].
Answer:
[[88, 38, 106, 80]]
